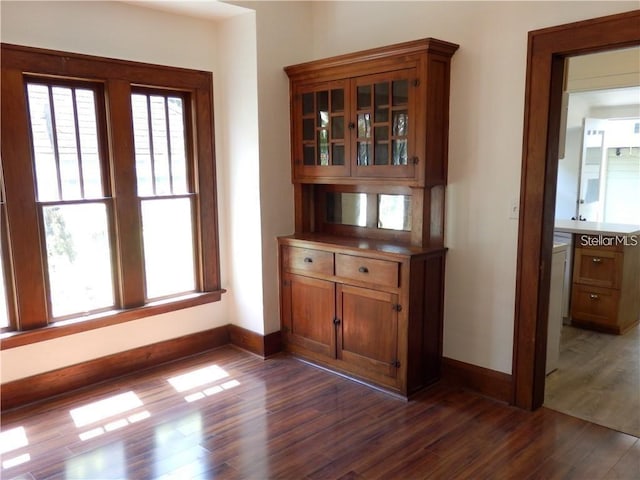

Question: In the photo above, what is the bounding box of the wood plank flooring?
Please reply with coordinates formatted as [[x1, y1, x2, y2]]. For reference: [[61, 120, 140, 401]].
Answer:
[[545, 324, 640, 437], [1, 345, 638, 479]]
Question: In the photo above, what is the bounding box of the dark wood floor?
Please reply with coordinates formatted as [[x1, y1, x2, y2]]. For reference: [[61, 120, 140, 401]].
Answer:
[[1, 346, 638, 479]]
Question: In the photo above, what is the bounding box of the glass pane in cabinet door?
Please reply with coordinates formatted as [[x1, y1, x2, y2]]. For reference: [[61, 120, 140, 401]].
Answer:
[[302, 93, 314, 115], [358, 142, 371, 166], [358, 113, 371, 138], [318, 129, 329, 165], [375, 126, 389, 141], [332, 116, 344, 139], [332, 144, 345, 165], [393, 111, 408, 136], [331, 89, 344, 112], [317, 91, 329, 127], [375, 144, 389, 165], [303, 145, 315, 165], [392, 139, 408, 165], [303, 118, 315, 141], [357, 85, 371, 109], [374, 83, 389, 122], [392, 80, 409, 105], [374, 126, 389, 166]]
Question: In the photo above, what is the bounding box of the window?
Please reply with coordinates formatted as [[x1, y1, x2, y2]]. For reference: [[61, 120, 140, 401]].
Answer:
[[26, 80, 115, 318], [131, 91, 196, 299], [1, 44, 222, 344], [1, 178, 10, 329]]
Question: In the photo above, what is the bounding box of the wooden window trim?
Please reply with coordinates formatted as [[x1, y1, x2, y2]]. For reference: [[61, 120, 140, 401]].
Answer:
[[0, 291, 223, 349], [0, 43, 223, 347]]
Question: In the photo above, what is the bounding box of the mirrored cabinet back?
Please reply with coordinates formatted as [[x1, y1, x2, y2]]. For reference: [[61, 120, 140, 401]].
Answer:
[[279, 38, 458, 398]]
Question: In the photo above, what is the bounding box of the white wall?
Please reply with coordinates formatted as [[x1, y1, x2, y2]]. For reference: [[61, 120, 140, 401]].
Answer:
[[0, 0, 235, 383], [235, 1, 315, 334], [215, 11, 265, 333], [303, 1, 638, 373]]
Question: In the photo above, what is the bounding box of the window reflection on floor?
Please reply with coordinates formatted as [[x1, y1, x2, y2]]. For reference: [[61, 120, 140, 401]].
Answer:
[[0, 426, 31, 470], [65, 441, 126, 479], [69, 391, 150, 441], [167, 364, 240, 402], [154, 413, 207, 479]]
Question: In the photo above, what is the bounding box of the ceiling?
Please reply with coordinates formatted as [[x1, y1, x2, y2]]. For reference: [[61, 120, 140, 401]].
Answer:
[[120, 0, 251, 20], [571, 86, 640, 108]]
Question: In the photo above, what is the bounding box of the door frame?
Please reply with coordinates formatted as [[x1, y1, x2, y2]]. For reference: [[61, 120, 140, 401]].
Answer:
[[512, 9, 640, 410]]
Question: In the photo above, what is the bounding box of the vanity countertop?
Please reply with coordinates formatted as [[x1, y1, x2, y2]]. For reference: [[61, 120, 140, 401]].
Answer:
[[554, 219, 640, 236]]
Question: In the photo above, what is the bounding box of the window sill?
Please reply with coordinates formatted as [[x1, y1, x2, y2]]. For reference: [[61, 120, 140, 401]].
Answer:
[[0, 290, 226, 350]]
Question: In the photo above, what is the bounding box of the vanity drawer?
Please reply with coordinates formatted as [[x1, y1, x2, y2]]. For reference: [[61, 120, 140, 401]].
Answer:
[[335, 254, 399, 288], [573, 248, 622, 289], [571, 285, 619, 326], [283, 246, 334, 276]]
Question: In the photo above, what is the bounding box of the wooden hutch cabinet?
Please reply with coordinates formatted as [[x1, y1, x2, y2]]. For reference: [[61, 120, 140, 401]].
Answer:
[[279, 38, 458, 397]]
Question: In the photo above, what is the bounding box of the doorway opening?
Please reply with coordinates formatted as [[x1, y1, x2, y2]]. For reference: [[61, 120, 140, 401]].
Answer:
[[512, 10, 640, 413], [543, 53, 639, 436]]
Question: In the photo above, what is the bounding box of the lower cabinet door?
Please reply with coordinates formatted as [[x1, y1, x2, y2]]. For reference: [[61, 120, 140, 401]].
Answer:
[[282, 273, 336, 358], [336, 284, 399, 382]]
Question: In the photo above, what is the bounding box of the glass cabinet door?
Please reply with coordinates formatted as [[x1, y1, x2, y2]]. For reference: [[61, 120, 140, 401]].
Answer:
[[352, 69, 416, 179], [294, 82, 350, 178]]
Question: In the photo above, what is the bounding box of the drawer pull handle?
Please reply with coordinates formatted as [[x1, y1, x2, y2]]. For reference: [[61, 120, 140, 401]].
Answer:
[[590, 294, 599, 300], [358, 266, 369, 273], [592, 257, 602, 263], [303, 257, 313, 263]]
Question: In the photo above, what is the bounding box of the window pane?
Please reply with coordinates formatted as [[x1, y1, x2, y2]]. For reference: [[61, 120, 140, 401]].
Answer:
[[167, 97, 188, 194], [0, 241, 9, 329], [132, 94, 154, 196], [141, 198, 195, 299], [133, 93, 189, 196], [27, 83, 104, 201], [52, 87, 82, 200], [43, 203, 114, 318], [75, 89, 103, 198], [27, 84, 59, 201], [1, 188, 9, 328], [150, 96, 171, 195]]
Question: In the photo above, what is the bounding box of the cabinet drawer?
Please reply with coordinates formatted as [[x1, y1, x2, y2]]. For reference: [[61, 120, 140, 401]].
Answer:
[[283, 246, 333, 276], [570, 284, 619, 326], [573, 248, 622, 289], [335, 254, 399, 288]]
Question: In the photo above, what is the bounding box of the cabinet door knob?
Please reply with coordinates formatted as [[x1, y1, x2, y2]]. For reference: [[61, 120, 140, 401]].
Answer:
[[590, 294, 599, 300], [303, 257, 313, 263], [333, 317, 341, 325], [358, 266, 369, 273], [592, 257, 602, 263], [348, 122, 356, 130]]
